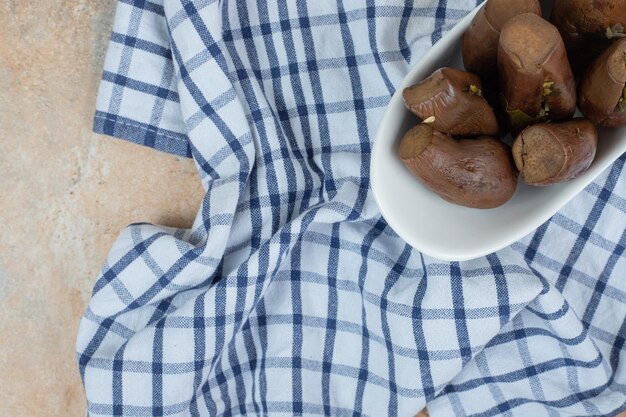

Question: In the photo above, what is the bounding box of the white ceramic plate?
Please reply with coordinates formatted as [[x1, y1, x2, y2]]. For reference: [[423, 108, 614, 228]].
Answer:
[[370, 0, 626, 262]]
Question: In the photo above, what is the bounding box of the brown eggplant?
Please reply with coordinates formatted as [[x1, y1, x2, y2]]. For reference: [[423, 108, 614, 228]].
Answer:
[[551, 0, 626, 75], [578, 37, 626, 127], [512, 118, 598, 186], [498, 13, 577, 134], [462, 0, 542, 78], [402, 67, 499, 136], [399, 124, 518, 209]]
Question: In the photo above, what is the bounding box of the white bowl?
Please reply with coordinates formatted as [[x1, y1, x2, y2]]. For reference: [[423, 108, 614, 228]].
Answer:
[[370, 0, 626, 262]]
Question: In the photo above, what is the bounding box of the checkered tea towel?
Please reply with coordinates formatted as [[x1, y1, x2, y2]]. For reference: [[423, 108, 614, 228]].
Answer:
[[77, 0, 626, 415]]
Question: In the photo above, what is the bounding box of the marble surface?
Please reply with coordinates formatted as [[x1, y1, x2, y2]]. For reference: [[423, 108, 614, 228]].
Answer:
[[0, 1, 203, 415], [0, 2, 616, 417]]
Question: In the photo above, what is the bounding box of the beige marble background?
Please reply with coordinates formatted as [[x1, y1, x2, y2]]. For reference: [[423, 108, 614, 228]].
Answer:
[[0, 1, 204, 415], [0, 2, 618, 417]]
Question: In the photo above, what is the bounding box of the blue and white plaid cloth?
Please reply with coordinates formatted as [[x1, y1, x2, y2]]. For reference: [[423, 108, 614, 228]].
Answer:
[[77, 0, 626, 415]]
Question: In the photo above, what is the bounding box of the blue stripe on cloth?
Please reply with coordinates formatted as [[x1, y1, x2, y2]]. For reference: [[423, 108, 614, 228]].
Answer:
[[431, 0, 448, 45], [275, 0, 323, 210], [189, 294, 209, 416], [382, 244, 413, 414], [365, 0, 395, 96], [398, 0, 413, 63], [112, 345, 126, 416], [322, 223, 341, 417], [111, 32, 172, 58], [255, 0, 306, 223], [443, 354, 604, 395], [474, 353, 514, 417], [487, 254, 510, 326], [336, 0, 371, 219], [119, 0, 165, 16], [289, 210, 320, 415], [211, 260, 231, 415], [450, 263, 472, 365], [510, 316, 551, 410], [93, 111, 191, 157], [412, 254, 435, 400], [152, 318, 165, 417], [353, 218, 387, 415], [102, 71, 179, 102]]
